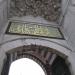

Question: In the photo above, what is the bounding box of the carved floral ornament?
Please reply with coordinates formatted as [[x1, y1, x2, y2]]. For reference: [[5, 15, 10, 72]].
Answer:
[[9, 0, 61, 22]]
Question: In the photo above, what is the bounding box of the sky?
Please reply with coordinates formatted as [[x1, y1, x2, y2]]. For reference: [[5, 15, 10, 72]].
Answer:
[[8, 58, 45, 75]]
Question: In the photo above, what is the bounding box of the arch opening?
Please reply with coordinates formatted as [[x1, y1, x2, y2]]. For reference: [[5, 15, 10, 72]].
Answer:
[[8, 58, 46, 75]]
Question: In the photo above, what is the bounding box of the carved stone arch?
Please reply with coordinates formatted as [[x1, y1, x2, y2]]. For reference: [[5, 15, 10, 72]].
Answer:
[[6, 45, 57, 64], [1, 38, 71, 75], [1, 38, 70, 56]]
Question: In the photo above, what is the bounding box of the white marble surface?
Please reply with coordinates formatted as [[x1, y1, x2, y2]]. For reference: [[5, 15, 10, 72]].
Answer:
[[0, 0, 7, 36], [71, 0, 75, 5], [9, 16, 58, 26], [63, 5, 75, 52]]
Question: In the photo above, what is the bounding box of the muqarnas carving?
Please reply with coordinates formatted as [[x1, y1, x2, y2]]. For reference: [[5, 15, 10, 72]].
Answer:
[[9, 0, 61, 22]]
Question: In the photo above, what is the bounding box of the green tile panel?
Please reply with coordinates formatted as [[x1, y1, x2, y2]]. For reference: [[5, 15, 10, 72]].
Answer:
[[6, 22, 64, 39]]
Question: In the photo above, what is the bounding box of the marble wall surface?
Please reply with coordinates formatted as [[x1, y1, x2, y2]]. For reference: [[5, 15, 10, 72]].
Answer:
[[63, 5, 75, 52], [9, 0, 61, 22], [0, 0, 8, 36]]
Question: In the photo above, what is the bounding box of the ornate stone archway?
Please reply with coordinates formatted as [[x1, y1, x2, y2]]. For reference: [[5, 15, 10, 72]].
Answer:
[[0, 39, 69, 74], [0, 38, 71, 75]]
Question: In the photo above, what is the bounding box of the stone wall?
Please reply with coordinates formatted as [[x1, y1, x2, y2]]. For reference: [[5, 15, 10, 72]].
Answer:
[[62, 1, 75, 74], [62, 0, 75, 52], [0, 0, 8, 36], [0, 1, 8, 74], [8, 0, 61, 23]]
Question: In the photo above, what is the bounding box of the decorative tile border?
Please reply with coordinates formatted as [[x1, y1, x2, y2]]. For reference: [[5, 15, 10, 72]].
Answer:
[[6, 21, 64, 39]]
